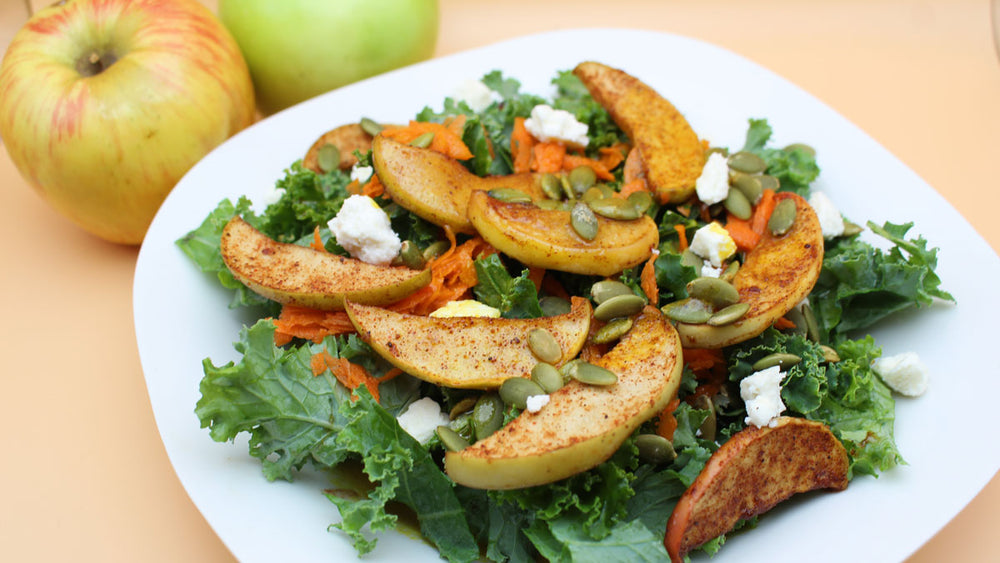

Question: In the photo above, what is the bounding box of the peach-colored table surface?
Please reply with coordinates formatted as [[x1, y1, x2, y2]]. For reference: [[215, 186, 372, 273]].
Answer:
[[1, 0, 997, 561]]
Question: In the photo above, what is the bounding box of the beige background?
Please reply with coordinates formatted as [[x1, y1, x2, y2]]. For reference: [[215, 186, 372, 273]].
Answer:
[[1, 0, 997, 561]]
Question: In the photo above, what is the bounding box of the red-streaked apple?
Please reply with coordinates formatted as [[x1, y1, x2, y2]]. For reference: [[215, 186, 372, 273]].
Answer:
[[219, 0, 439, 115], [0, 0, 255, 245]]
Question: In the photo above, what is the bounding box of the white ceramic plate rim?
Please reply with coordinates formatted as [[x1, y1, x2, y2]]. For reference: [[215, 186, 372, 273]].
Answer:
[[134, 28, 1000, 562]]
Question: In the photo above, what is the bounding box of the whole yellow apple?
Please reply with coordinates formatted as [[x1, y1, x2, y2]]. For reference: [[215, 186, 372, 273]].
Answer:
[[0, 0, 256, 245], [219, 0, 439, 115]]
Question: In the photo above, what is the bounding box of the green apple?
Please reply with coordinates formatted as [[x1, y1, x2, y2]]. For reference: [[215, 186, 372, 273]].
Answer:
[[219, 0, 439, 115], [0, 0, 256, 245]]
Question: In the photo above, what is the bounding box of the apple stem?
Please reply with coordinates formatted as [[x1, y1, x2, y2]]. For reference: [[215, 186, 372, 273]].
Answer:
[[75, 50, 118, 77]]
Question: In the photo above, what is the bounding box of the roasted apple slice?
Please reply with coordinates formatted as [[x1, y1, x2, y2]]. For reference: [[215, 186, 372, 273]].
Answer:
[[302, 123, 374, 173], [677, 192, 823, 348], [371, 135, 544, 234], [220, 217, 431, 310], [664, 417, 848, 562], [573, 61, 705, 204], [466, 190, 658, 277], [444, 306, 683, 489], [345, 296, 592, 389]]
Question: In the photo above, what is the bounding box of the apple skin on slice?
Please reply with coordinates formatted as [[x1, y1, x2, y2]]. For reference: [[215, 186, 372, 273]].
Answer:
[[466, 190, 659, 277], [345, 296, 593, 389], [664, 417, 849, 562], [677, 192, 824, 349], [220, 216, 431, 311], [573, 61, 705, 204], [302, 123, 374, 173], [371, 135, 544, 234], [444, 306, 683, 490]]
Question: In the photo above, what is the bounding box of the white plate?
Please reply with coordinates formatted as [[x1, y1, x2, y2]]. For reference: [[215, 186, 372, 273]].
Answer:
[[134, 28, 1000, 562]]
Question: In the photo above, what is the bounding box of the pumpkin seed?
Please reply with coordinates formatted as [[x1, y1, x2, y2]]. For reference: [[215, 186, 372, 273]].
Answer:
[[568, 165, 597, 195], [706, 146, 729, 158], [751, 352, 802, 372], [558, 359, 583, 383], [661, 298, 713, 324], [636, 433, 677, 464], [535, 199, 564, 211], [488, 188, 532, 204], [783, 142, 816, 157], [590, 280, 634, 304], [409, 131, 435, 148], [449, 396, 478, 420], [582, 186, 605, 204], [593, 293, 646, 322], [680, 249, 704, 269], [731, 172, 763, 205], [540, 173, 564, 200], [560, 174, 576, 200], [820, 345, 841, 363], [360, 117, 383, 136], [720, 260, 740, 283], [758, 174, 780, 192], [528, 328, 562, 364], [592, 317, 633, 345], [572, 361, 618, 386], [801, 301, 820, 342], [767, 198, 797, 236], [686, 277, 740, 308], [707, 302, 750, 326], [539, 296, 572, 316], [692, 394, 717, 442], [436, 425, 469, 452], [627, 190, 654, 215], [316, 143, 341, 173], [727, 151, 767, 174], [393, 240, 426, 270], [841, 220, 863, 237], [722, 188, 753, 221], [588, 196, 642, 220], [499, 377, 545, 410], [597, 184, 616, 198], [422, 240, 449, 262], [531, 363, 564, 393], [570, 202, 599, 240], [472, 393, 504, 440]]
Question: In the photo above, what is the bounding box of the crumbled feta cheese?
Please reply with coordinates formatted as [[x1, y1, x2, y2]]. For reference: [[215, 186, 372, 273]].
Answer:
[[452, 78, 501, 113], [524, 104, 589, 148], [689, 222, 737, 268], [350, 164, 373, 184], [701, 261, 723, 278], [808, 191, 845, 239], [327, 195, 401, 266], [740, 365, 786, 428], [525, 394, 550, 413], [872, 352, 929, 397], [695, 152, 730, 205], [396, 397, 450, 445], [429, 300, 502, 318]]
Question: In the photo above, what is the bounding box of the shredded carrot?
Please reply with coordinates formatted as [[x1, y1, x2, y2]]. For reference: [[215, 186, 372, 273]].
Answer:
[[598, 143, 629, 172], [311, 351, 384, 402], [530, 142, 567, 174], [750, 188, 777, 236], [773, 316, 797, 330], [377, 367, 404, 383], [674, 224, 689, 252], [724, 213, 761, 253], [511, 117, 535, 174], [346, 180, 363, 195], [381, 120, 473, 161], [623, 147, 644, 184], [562, 153, 614, 181], [684, 347, 728, 401], [527, 267, 546, 293], [273, 306, 356, 346], [444, 114, 467, 138], [361, 174, 386, 199], [640, 250, 659, 305], [656, 397, 681, 441], [616, 178, 650, 199], [309, 226, 326, 252]]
